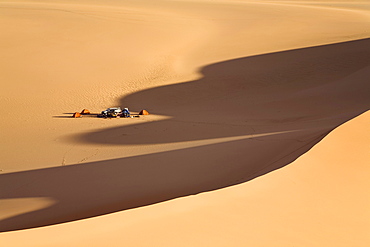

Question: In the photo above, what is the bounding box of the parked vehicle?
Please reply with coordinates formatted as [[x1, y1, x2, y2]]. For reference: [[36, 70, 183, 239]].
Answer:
[[100, 107, 122, 118], [122, 108, 131, 118]]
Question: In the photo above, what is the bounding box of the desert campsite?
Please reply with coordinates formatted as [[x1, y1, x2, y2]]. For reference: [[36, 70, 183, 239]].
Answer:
[[0, 0, 369, 246]]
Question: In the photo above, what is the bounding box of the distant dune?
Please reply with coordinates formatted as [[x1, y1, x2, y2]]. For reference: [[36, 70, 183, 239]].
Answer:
[[0, 0, 369, 246]]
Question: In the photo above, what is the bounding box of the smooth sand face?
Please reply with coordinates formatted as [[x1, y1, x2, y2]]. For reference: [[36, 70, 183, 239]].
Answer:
[[0, 0, 369, 245], [1, 1, 369, 171], [1, 111, 368, 247]]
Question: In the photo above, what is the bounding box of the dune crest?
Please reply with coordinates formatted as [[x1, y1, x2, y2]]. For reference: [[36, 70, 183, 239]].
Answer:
[[0, 0, 369, 245], [1, 37, 370, 232]]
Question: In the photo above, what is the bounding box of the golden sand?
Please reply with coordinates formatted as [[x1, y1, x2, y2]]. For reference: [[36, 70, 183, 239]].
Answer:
[[0, 0, 369, 245]]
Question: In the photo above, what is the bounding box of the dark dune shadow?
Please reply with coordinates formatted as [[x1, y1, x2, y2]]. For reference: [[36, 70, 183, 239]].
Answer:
[[74, 38, 370, 145], [53, 113, 100, 118], [0, 130, 328, 232], [1, 38, 370, 232]]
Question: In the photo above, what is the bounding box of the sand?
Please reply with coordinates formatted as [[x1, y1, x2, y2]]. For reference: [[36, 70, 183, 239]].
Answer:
[[0, 0, 369, 245]]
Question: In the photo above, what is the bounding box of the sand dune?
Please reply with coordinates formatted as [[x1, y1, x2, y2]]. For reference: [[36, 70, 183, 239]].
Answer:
[[1, 110, 368, 246], [2, 38, 369, 232], [0, 0, 369, 245], [1, 0, 369, 171]]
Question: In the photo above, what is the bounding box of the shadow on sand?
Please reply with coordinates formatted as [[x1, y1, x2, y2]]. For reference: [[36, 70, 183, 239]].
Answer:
[[52, 113, 101, 118], [1, 38, 369, 232]]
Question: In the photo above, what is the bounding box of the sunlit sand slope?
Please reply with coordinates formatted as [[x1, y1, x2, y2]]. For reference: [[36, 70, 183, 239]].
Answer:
[[0, 111, 368, 246], [0, 0, 369, 244], [1, 0, 369, 172], [1, 37, 369, 232]]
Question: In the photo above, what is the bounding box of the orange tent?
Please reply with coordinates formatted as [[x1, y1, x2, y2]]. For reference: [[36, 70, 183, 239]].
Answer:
[[139, 110, 150, 115], [80, 109, 90, 114], [73, 112, 81, 118]]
